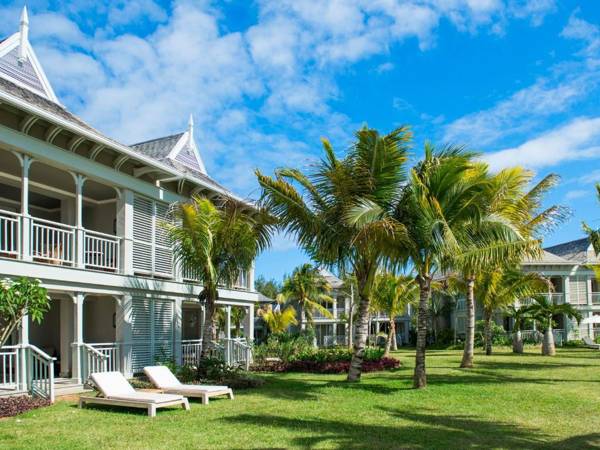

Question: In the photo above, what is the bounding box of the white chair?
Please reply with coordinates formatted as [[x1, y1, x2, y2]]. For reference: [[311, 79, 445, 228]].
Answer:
[[144, 365, 234, 404], [583, 337, 600, 350], [79, 371, 190, 417]]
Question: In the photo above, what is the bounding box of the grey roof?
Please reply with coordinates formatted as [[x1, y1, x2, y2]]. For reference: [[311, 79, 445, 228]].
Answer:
[[523, 250, 571, 265], [130, 133, 183, 159], [318, 268, 344, 289], [544, 237, 599, 264], [0, 47, 45, 95]]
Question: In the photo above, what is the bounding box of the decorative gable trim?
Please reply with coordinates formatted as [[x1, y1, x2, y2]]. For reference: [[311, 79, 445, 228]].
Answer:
[[166, 115, 207, 175]]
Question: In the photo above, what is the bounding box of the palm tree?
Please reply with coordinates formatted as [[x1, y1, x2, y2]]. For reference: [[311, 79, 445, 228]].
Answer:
[[505, 304, 531, 354], [278, 264, 333, 329], [164, 196, 273, 356], [455, 171, 566, 368], [371, 273, 417, 356], [583, 183, 600, 253], [257, 303, 298, 333], [257, 126, 411, 382], [231, 307, 246, 338], [476, 267, 547, 355], [394, 144, 491, 388], [526, 294, 582, 356]]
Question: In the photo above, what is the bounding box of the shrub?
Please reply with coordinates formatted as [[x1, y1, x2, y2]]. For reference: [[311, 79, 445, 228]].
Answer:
[[286, 357, 400, 374], [196, 357, 264, 389], [0, 396, 49, 418], [253, 331, 315, 363], [475, 320, 509, 347], [563, 339, 584, 348]]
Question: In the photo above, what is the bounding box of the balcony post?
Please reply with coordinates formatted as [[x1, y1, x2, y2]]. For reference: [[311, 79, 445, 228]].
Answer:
[[116, 295, 133, 377], [587, 276, 593, 306], [71, 292, 84, 384], [74, 175, 86, 268], [18, 314, 29, 390], [225, 305, 231, 339], [243, 304, 254, 343], [248, 263, 255, 291], [20, 155, 32, 261], [116, 189, 134, 275], [174, 299, 182, 366]]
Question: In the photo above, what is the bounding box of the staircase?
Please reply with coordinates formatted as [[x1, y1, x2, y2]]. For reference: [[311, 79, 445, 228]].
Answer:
[[53, 378, 91, 397]]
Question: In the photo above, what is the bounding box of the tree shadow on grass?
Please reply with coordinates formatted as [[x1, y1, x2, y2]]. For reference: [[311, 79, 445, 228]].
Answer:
[[225, 407, 599, 449]]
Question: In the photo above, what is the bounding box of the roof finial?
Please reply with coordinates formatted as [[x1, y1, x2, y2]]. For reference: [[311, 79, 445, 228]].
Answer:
[[188, 113, 194, 143], [18, 6, 29, 63]]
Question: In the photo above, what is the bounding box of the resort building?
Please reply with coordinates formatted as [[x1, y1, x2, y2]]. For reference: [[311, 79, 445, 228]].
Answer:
[[452, 237, 600, 343], [313, 270, 412, 348], [0, 9, 256, 400]]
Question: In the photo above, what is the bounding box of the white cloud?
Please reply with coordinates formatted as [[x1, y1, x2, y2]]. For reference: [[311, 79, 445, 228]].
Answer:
[[484, 117, 600, 171], [564, 189, 588, 200], [561, 11, 600, 60]]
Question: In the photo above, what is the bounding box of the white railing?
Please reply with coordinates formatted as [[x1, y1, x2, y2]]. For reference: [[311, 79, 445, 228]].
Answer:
[[182, 339, 202, 366], [232, 271, 249, 290], [0, 210, 20, 256], [79, 343, 109, 384], [0, 348, 18, 389], [222, 338, 252, 370], [84, 230, 120, 271], [27, 345, 55, 403], [31, 217, 75, 265], [515, 329, 565, 345], [520, 293, 565, 306], [89, 343, 120, 372]]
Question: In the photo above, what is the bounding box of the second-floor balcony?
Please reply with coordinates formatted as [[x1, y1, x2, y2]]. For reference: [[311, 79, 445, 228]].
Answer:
[[519, 293, 565, 306]]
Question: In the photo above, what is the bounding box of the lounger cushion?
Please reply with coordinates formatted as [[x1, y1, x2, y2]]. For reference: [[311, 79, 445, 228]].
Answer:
[[107, 392, 184, 404], [162, 385, 229, 393], [91, 371, 136, 397], [144, 366, 182, 389]]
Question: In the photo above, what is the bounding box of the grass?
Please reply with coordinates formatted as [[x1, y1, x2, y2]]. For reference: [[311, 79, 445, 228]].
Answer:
[[1, 347, 600, 449]]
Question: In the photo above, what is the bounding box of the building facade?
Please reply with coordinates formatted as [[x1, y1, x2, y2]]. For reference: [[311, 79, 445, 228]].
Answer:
[[0, 9, 256, 400]]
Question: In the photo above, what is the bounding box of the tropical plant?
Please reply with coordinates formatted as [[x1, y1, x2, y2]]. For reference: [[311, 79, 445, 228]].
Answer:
[[582, 183, 600, 253], [504, 304, 532, 354], [0, 278, 50, 347], [454, 170, 566, 368], [278, 264, 333, 329], [231, 306, 246, 338], [526, 294, 583, 356], [255, 276, 281, 300], [257, 126, 411, 382], [257, 303, 298, 333], [164, 196, 273, 356], [394, 144, 491, 388], [339, 273, 359, 348], [370, 273, 417, 356], [476, 267, 547, 355]]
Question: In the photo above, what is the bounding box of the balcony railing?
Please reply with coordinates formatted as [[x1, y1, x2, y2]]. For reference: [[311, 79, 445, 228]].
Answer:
[[84, 230, 119, 271], [31, 217, 75, 265], [520, 293, 565, 306], [0, 210, 20, 257]]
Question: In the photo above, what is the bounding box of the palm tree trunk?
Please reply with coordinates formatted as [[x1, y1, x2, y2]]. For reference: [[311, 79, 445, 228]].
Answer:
[[384, 319, 395, 357], [391, 321, 398, 350], [348, 306, 353, 349], [512, 329, 523, 354], [460, 277, 475, 368], [201, 290, 218, 358], [542, 319, 556, 356], [413, 275, 431, 389], [347, 291, 370, 382], [484, 310, 493, 356]]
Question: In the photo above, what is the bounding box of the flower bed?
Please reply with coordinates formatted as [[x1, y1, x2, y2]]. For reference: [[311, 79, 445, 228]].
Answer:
[[0, 396, 49, 418]]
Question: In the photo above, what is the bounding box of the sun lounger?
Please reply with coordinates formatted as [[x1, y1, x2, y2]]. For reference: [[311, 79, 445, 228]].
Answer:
[[144, 365, 234, 404], [583, 337, 600, 349], [79, 371, 190, 417]]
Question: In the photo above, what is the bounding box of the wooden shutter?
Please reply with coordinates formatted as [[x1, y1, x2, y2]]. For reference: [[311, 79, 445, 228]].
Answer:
[[569, 277, 587, 305], [133, 196, 153, 273], [153, 299, 174, 361], [130, 297, 152, 372]]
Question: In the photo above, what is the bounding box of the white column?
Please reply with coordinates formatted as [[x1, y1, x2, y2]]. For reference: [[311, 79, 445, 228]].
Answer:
[[116, 295, 133, 377], [587, 276, 593, 306], [174, 299, 182, 365], [243, 304, 254, 343], [225, 305, 231, 339], [59, 298, 73, 377], [116, 189, 134, 275], [74, 175, 86, 268], [248, 263, 255, 291], [18, 315, 29, 389], [20, 155, 32, 261], [71, 293, 84, 383]]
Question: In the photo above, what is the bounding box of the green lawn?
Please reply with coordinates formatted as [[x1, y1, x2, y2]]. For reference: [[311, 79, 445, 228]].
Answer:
[[1, 348, 600, 449]]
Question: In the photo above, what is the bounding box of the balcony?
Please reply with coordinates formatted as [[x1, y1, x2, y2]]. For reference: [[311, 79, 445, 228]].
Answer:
[[519, 293, 565, 306], [592, 293, 600, 305]]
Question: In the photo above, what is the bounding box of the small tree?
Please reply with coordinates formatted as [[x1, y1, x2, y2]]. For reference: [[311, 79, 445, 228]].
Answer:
[[255, 276, 281, 300], [257, 303, 298, 333], [504, 304, 531, 354], [526, 295, 582, 356], [0, 278, 50, 347]]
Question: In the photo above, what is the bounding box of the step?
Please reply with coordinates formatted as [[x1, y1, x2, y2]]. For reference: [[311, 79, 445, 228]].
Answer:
[[54, 379, 93, 397]]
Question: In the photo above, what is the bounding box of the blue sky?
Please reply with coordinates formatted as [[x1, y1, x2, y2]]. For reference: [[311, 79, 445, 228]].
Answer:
[[1, 1, 600, 282]]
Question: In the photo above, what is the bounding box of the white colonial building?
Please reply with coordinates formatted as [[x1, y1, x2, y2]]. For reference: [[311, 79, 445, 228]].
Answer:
[[0, 9, 256, 401]]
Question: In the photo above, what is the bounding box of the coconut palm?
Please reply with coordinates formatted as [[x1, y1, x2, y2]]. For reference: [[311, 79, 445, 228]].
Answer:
[[504, 304, 531, 354], [477, 267, 547, 355], [278, 264, 334, 329], [526, 294, 582, 356], [371, 274, 418, 356], [257, 126, 411, 382], [231, 306, 246, 338], [164, 196, 273, 356], [394, 144, 492, 388], [257, 303, 298, 333], [455, 170, 566, 368], [583, 183, 600, 253]]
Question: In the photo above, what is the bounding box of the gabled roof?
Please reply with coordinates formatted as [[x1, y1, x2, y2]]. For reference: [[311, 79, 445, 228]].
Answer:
[[522, 250, 571, 265], [318, 268, 344, 290], [544, 237, 599, 264], [0, 7, 58, 103]]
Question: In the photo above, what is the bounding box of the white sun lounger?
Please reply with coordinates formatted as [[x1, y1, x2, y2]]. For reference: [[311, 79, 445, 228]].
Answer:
[[583, 337, 600, 350], [79, 371, 190, 417], [144, 365, 234, 404]]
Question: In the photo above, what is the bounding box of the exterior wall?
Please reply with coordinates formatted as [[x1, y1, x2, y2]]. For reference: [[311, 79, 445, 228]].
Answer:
[[83, 296, 116, 343]]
